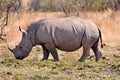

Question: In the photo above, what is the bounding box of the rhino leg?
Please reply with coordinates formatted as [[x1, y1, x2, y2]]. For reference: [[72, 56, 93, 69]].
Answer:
[[44, 43, 59, 61], [92, 40, 102, 62], [41, 45, 50, 61], [78, 48, 90, 62]]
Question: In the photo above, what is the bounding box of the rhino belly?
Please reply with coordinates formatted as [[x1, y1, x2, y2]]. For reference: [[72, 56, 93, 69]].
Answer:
[[53, 33, 82, 52], [56, 42, 82, 51]]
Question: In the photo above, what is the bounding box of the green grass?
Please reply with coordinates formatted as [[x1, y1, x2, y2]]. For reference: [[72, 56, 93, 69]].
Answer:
[[0, 46, 120, 80]]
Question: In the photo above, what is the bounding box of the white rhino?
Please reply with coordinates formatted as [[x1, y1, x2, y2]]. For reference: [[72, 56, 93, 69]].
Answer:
[[8, 17, 103, 62]]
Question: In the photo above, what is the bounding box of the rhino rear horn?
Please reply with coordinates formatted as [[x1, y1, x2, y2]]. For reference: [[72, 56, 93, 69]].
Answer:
[[19, 26, 27, 35]]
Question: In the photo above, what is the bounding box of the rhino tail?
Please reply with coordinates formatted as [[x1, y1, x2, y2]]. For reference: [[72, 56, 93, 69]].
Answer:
[[98, 28, 103, 48]]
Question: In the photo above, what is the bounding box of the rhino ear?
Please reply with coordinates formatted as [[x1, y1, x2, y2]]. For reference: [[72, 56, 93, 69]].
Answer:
[[19, 26, 27, 35]]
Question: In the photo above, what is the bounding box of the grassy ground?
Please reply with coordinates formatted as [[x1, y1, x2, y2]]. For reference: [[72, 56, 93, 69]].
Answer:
[[0, 44, 120, 80], [0, 11, 120, 80]]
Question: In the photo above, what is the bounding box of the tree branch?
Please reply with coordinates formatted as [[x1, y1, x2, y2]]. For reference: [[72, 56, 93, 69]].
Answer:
[[0, 0, 21, 40]]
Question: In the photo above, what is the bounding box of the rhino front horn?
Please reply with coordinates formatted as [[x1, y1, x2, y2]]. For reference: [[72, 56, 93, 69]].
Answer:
[[8, 47, 14, 53]]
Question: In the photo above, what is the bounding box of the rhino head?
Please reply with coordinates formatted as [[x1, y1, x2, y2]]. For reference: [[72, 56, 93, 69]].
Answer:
[[8, 27, 33, 60]]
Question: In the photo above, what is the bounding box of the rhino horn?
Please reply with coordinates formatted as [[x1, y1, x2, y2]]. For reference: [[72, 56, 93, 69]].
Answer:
[[19, 26, 27, 35], [8, 47, 14, 53]]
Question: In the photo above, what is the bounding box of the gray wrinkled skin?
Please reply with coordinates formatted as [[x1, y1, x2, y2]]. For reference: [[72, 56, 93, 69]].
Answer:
[[9, 17, 102, 62]]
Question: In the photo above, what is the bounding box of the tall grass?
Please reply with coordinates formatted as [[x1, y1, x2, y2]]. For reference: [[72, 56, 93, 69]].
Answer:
[[79, 10, 120, 44], [7, 10, 120, 46]]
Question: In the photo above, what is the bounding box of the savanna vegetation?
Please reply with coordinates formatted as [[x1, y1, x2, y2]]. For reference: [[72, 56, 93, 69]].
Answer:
[[0, 0, 120, 80]]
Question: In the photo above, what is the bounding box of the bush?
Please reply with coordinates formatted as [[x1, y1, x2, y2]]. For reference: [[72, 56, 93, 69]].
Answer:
[[40, 0, 58, 11]]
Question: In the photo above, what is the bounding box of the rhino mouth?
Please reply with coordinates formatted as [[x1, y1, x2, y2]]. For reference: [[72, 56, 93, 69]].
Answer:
[[15, 56, 25, 60], [8, 46, 31, 60], [15, 52, 29, 60]]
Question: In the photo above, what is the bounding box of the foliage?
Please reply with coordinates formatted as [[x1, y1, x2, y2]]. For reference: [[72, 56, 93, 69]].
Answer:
[[40, 0, 58, 11], [0, 0, 120, 12], [22, 0, 120, 16], [29, 0, 41, 11], [0, 0, 21, 12]]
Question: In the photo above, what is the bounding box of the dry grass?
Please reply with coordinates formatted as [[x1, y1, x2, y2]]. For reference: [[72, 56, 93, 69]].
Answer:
[[6, 10, 120, 47], [6, 12, 65, 46], [78, 10, 120, 44]]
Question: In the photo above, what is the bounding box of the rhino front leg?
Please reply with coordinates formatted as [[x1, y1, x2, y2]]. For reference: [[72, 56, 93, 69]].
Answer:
[[45, 43, 59, 61], [41, 45, 50, 61], [78, 48, 90, 62]]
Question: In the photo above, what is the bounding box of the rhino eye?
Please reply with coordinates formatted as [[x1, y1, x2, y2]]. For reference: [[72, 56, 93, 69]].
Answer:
[[20, 46, 22, 49]]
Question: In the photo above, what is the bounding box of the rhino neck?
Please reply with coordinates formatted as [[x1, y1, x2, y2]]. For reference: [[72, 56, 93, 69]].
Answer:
[[28, 24, 39, 46], [33, 26, 39, 45], [31, 26, 39, 46]]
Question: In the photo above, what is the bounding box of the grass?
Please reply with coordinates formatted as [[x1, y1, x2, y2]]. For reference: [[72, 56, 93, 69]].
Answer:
[[0, 45, 120, 80], [0, 10, 120, 80]]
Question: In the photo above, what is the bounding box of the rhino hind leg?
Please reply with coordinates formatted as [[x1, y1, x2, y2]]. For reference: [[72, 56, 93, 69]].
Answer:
[[78, 48, 90, 62], [41, 45, 50, 61], [92, 40, 102, 62], [44, 43, 59, 61]]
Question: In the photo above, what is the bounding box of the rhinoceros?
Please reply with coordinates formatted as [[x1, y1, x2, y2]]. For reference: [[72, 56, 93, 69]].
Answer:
[[8, 17, 103, 62]]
